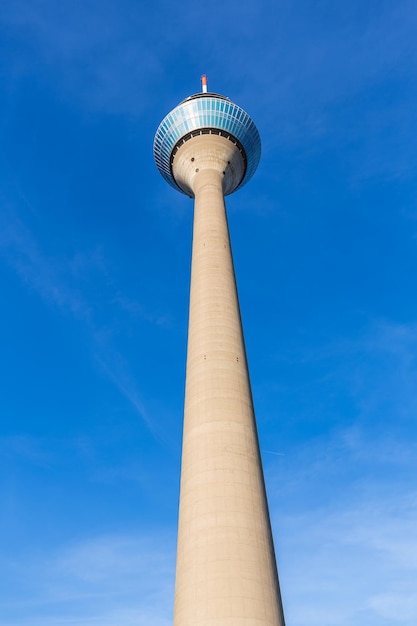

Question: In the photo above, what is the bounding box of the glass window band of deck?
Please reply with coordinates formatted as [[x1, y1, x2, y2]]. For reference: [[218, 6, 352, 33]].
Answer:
[[154, 96, 261, 194]]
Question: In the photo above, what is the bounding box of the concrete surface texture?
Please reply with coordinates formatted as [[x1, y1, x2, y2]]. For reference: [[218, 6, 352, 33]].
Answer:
[[172, 135, 286, 626]]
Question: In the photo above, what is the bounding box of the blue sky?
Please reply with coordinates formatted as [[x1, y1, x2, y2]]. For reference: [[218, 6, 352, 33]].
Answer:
[[1, 0, 417, 624]]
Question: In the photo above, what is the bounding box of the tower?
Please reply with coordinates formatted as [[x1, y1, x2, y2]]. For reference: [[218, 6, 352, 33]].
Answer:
[[154, 77, 286, 626]]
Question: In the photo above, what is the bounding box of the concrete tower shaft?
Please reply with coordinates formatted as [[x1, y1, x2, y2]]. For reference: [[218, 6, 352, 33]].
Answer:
[[173, 151, 285, 625]]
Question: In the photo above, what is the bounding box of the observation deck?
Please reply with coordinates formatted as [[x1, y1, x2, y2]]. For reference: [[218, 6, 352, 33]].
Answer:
[[154, 90, 261, 195]]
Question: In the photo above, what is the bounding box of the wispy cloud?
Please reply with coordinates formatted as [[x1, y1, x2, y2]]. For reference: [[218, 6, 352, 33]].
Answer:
[[2, 532, 175, 626], [0, 209, 92, 321], [95, 349, 170, 444], [271, 474, 417, 625], [0, 435, 53, 467], [369, 590, 417, 623], [267, 318, 417, 426], [113, 295, 173, 329], [0, 206, 169, 436], [263, 318, 417, 625]]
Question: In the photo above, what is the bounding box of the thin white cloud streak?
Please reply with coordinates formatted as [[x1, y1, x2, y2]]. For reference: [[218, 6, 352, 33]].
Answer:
[[281, 499, 417, 626], [267, 425, 417, 626], [337, 319, 417, 423], [56, 534, 174, 591], [0, 207, 166, 437], [277, 492, 417, 626], [112, 294, 173, 329], [369, 592, 417, 623], [95, 351, 171, 445], [2, 533, 175, 626], [264, 317, 417, 623], [0, 209, 92, 321], [0, 435, 53, 467], [268, 318, 417, 425], [2, 612, 171, 626]]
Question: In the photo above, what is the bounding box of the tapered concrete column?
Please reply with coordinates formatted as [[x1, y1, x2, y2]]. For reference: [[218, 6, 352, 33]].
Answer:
[[173, 155, 285, 625]]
